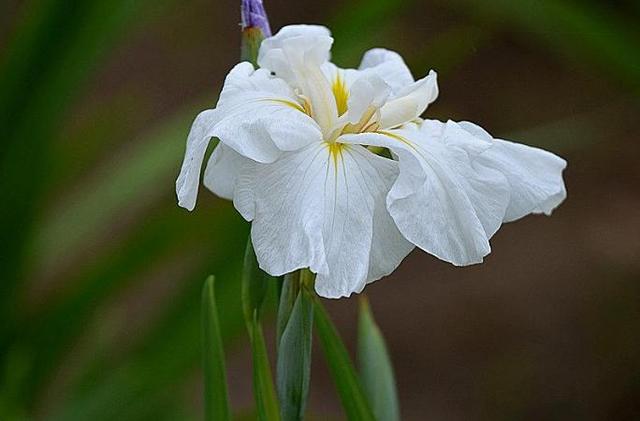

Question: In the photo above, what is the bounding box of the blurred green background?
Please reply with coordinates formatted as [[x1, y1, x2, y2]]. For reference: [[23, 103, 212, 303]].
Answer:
[[1, 0, 639, 419]]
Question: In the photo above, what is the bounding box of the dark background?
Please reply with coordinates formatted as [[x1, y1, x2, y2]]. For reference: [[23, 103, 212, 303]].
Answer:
[[1, 0, 639, 419]]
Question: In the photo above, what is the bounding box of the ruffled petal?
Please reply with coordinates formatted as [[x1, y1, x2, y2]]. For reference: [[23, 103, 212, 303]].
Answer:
[[212, 62, 323, 163], [358, 48, 414, 93], [257, 25, 338, 134], [341, 123, 510, 266], [202, 143, 251, 201], [236, 142, 410, 298], [315, 145, 411, 297], [432, 120, 510, 238], [176, 109, 218, 211], [235, 143, 329, 279], [458, 121, 567, 222], [364, 148, 415, 282], [258, 25, 333, 80]]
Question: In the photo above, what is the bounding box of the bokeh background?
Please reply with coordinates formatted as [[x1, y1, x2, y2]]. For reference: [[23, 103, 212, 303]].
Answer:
[[1, 0, 639, 419]]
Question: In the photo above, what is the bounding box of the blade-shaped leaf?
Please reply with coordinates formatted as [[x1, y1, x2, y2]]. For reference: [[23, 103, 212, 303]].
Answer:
[[243, 236, 280, 421], [242, 239, 271, 327], [276, 281, 313, 421], [202, 276, 231, 421], [313, 298, 375, 421], [49, 261, 246, 421], [26, 202, 247, 405], [0, 0, 155, 322], [276, 272, 300, 344], [358, 297, 400, 421], [250, 319, 281, 421]]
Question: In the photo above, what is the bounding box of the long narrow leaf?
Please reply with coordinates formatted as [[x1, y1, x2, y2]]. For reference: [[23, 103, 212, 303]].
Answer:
[[276, 272, 300, 344], [50, 262, 245, 421], [0, 0, 154, 320], [243, 239, 280, 420], [26, 203, 246, 405], [202, 276, 231, 421], [276, 283, 313, 421], [358, 297, 400, 421], [250, 319, 280, 421], [313, 298, 374, 421], [242, 240, 270, 327]]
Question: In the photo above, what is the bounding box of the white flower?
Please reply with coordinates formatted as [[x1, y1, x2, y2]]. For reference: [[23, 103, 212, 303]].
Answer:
[[176, 24, 567, 298]]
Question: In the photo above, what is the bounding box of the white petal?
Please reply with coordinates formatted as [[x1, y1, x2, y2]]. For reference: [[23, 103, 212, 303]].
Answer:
[[237, 142, 409, 298], [258, 25, 332, 79], [345, 72, 390, 124], [434, 121, 510, 238], [358, 48, 415, 93], [457, 120, 493, 142], [315, 145, 409, 298], [341, 127, 503, 266], [237, 143, 328, 279], [203, 143, 250, 200], [176, 109, 218, 211], [458, 121, 567, 222], [363, 147, 415, 282], [323, 145, 413, 294], [321, 62, 361, 88], [257, 25, 337, 135], [437, 119, 491, 155], [379, 70, 438, 129], [212, 62, 322, 163]]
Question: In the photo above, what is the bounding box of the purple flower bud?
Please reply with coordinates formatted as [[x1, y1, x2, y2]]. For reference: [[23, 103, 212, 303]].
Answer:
[[241, 0, 272, 37]]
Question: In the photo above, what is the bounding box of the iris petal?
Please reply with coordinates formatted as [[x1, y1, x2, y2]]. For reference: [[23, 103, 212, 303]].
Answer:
[[233, 142, 411, 298]]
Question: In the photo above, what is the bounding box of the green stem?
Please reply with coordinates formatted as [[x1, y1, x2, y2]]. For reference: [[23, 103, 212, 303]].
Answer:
[[241, 27, 266, 66]]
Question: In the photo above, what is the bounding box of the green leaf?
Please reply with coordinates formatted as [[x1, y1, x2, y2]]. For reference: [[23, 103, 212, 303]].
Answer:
[[25, 202, 247, 406], [276, 280, 313, 421], [49, 262, 246, 421], [0, 0, 156, 320], [4, 0, 460, 416], [358, 297, 400, 421], [313, 298, 375, 421], [202, 276, 231, 421], [250, 319, 280, 421], [276, 272, 300, 344], [242, 239, 271, 328]]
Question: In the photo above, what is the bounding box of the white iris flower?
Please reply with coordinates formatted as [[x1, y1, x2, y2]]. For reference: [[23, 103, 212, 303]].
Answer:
[[176, 25, 567, 298]]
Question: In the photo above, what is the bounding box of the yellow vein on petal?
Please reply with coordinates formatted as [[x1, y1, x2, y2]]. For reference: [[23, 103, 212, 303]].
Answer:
[[332, 72, 349, 117], [261, 98, 308, 115]]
